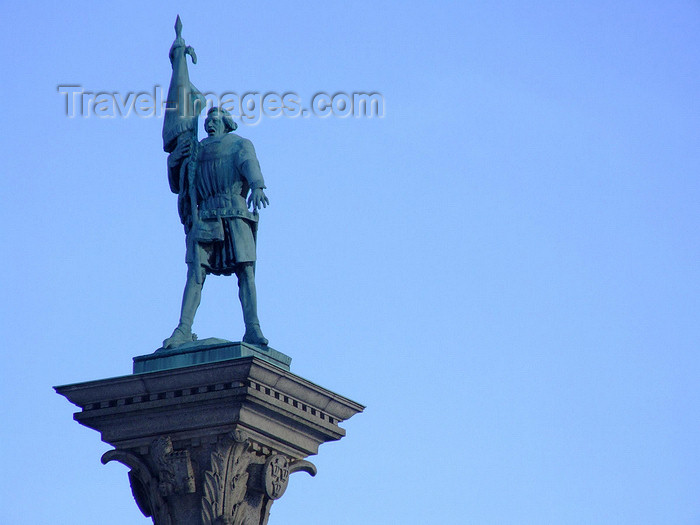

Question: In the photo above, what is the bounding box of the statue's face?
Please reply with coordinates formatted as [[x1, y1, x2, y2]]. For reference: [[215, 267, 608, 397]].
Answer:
[[205, 112, 225, 136]]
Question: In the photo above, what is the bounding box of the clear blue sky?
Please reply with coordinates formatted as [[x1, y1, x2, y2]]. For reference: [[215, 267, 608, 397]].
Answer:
[[1, 1, 699, 524]]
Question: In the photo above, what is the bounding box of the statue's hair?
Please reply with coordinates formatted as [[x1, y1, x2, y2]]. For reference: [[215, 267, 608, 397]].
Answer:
[[206, 106, 238, 132]]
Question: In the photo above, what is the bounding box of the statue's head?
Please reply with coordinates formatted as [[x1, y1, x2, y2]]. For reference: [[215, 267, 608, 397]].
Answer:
[[205, 106, 237, 136]]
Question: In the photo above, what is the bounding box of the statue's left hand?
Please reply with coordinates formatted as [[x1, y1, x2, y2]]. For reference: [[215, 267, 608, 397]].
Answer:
[[248, 188, 270, 211]]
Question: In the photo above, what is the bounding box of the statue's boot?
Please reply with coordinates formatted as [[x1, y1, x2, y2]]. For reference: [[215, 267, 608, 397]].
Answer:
[[243, 323, 268, 347], [162, 323, 196, 349]]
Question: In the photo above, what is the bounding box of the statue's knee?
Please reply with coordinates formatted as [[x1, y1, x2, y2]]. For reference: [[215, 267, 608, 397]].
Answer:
[[237, 263, 255, 281], [187, 265, 206, 284]]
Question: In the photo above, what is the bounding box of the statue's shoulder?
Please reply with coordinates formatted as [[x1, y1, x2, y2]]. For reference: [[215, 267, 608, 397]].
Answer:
[[226, 134, 257, 157], [198, 135, 214, 147], [225, 133, 253, 148]]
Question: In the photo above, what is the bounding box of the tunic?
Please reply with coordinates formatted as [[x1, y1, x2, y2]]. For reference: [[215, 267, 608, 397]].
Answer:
[[171, 133, 266, 275]]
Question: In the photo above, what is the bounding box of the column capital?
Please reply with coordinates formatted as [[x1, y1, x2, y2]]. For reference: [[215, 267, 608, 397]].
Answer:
[[56, 356, 363, 525]]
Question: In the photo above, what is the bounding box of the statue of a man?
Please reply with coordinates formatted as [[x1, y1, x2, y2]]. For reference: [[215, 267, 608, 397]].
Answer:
[[162, 106, 270, 349]]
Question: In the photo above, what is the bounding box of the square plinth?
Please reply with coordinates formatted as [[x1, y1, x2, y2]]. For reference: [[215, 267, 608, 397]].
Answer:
[[133, 339, 292, 373]]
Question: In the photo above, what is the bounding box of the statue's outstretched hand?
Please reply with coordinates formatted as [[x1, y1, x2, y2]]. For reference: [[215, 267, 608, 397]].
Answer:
[[248, 188, 269, 211]]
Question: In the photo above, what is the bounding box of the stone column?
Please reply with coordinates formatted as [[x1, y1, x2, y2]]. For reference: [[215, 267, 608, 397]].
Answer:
[[56, 352, 363, 525]]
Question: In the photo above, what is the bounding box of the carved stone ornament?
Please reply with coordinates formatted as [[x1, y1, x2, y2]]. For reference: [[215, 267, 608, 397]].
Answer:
[[151, 436, 196, 497], [200, 430, 254, 525], [101, 448, 173, 525], [263, 454, 318, 500], [263, 455, 289, 500], [100, 431, 317, 525], [200, 431, 318, 525]]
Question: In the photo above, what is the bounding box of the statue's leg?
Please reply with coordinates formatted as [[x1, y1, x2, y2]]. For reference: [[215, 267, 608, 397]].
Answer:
[[163, 264, 206, 348], [237, 263, 268, 346]]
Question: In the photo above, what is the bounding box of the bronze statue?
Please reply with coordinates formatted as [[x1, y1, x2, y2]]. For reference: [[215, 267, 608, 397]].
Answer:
[[162, 17, 269, 349]]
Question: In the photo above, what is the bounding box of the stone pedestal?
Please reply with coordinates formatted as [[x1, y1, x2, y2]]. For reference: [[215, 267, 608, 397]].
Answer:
[[55, 352, 363, 525]]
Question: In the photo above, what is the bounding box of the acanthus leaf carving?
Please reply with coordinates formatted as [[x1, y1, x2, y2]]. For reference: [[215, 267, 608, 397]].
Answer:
[[201, 430, 252, 525]]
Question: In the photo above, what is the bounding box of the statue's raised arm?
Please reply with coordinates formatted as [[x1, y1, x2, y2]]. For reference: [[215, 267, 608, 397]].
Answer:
[[163, 15, 203, 155]]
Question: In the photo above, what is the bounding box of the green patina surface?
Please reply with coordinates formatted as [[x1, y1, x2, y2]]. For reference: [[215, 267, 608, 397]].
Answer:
[[133, 338, 291, 373]]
